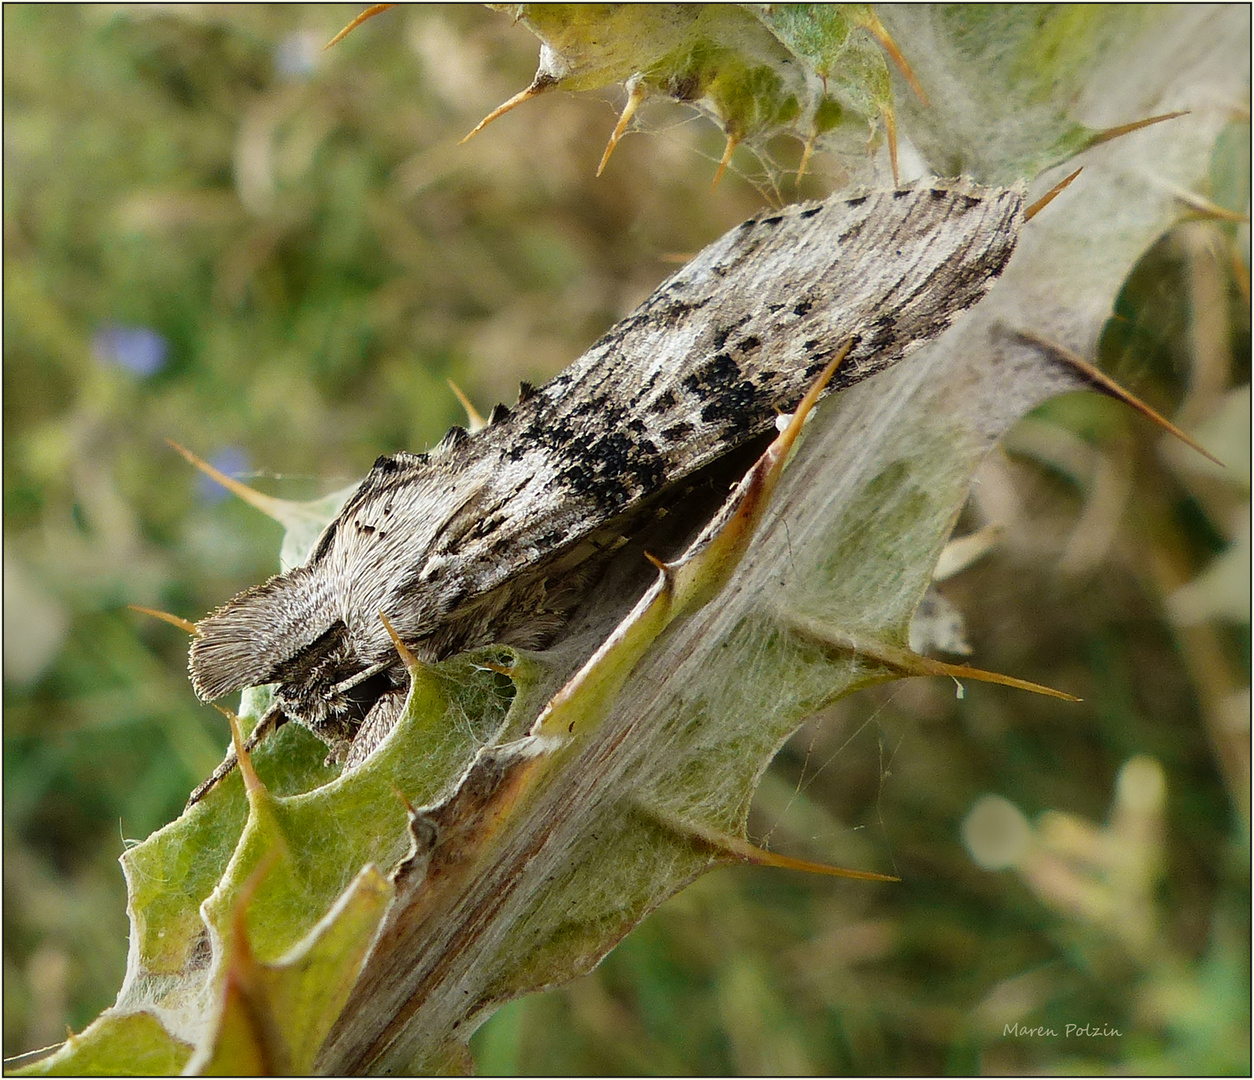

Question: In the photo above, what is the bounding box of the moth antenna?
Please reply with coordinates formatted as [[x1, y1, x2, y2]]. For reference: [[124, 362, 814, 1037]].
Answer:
[[517, 381, 536, 404], [128, 604, 196, 635], [1085, 110, 1188, 150], [712, 130, 741, 188], [1014, 329, 1223, 465], [460, 74, 556, 145], [446, 379, 487, 433], [378, 611, 419, 672], [487, 403, 512, 425], [859, 10, 929, 105], [597, 76, 647, 177], [168, 440, 307, 529], [433, 425, 470, 454], [1024, 167, 1082, 222], [324, 2, 396, 50]]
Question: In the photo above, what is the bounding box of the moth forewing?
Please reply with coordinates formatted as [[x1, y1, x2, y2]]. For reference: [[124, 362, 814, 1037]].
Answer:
[[188, 177, 1024, 789]]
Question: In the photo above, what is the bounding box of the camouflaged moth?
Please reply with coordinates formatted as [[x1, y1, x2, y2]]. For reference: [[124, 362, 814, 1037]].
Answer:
[[187, 177, 1024, 802]]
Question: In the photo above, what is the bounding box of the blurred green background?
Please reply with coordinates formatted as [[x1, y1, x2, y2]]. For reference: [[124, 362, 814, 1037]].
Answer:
[[4, 5, 1248, 1074]]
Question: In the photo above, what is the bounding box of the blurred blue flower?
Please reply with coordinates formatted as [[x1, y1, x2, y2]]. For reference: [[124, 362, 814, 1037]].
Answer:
[[92, 323, 169, 377], [198, 446, 250, 504], [275, 31, 319, 80]]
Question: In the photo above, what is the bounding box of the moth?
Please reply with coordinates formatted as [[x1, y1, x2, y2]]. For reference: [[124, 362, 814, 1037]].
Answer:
[[188, 177, 1023, 801]]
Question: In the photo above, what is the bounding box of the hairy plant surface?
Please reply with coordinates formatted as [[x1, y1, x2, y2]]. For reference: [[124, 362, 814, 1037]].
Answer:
[[5, 5, 1247, 1075]]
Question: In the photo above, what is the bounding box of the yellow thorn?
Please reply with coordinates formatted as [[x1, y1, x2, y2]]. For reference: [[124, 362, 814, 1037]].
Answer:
[[446, 379, 487, 432], [389, 781, 418, 817], [861, 11, 929, 105], [476, 660, 516, 678], [649, 808, 899, 883], [797, 134, 815, 183], [1086, 110, 1188, 150], [716, 339, 853, 545], [324, 3, 396, 51], [934, 523, 1005, 581], [227, 849, 282, 990], [712, 130, 741, 188], [736, 338, 852, 507], [914, 657, 1081, 702], [460, 76, 554, 145], [1231, 246, 1251, 306], [167, 440, 294, 524], [726, 835, 901, 882], [1015, 329, 1224, 466], [1162, 182, 1250, 223], [128, 604, 197, 635], [783, 614, 1080, 702], [216, 704, 264, 798], [883, 107, 900, 187], [597, 78, 647, 177], [643, 549, 678, 593], [1024, 167, 1083, 222], [786, 338, 854, 443], [379, 610, 419, 672], [237, 851, 280, 918], [643, 550, 668, 573]]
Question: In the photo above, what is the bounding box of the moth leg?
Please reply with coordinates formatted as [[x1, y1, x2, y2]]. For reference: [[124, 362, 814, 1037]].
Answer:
[[185, 700, 286, 809], [342, 689, 408, 771], [330, 659, 392, 696]]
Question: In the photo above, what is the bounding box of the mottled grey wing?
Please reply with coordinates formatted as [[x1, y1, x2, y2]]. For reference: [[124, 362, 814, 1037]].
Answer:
[[191, 178, 1023, 691], [314, 178, 1023, 657]]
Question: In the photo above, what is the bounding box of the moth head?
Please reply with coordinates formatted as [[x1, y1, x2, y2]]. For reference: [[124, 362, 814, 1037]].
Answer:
[[189, 565, 337, 701]]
